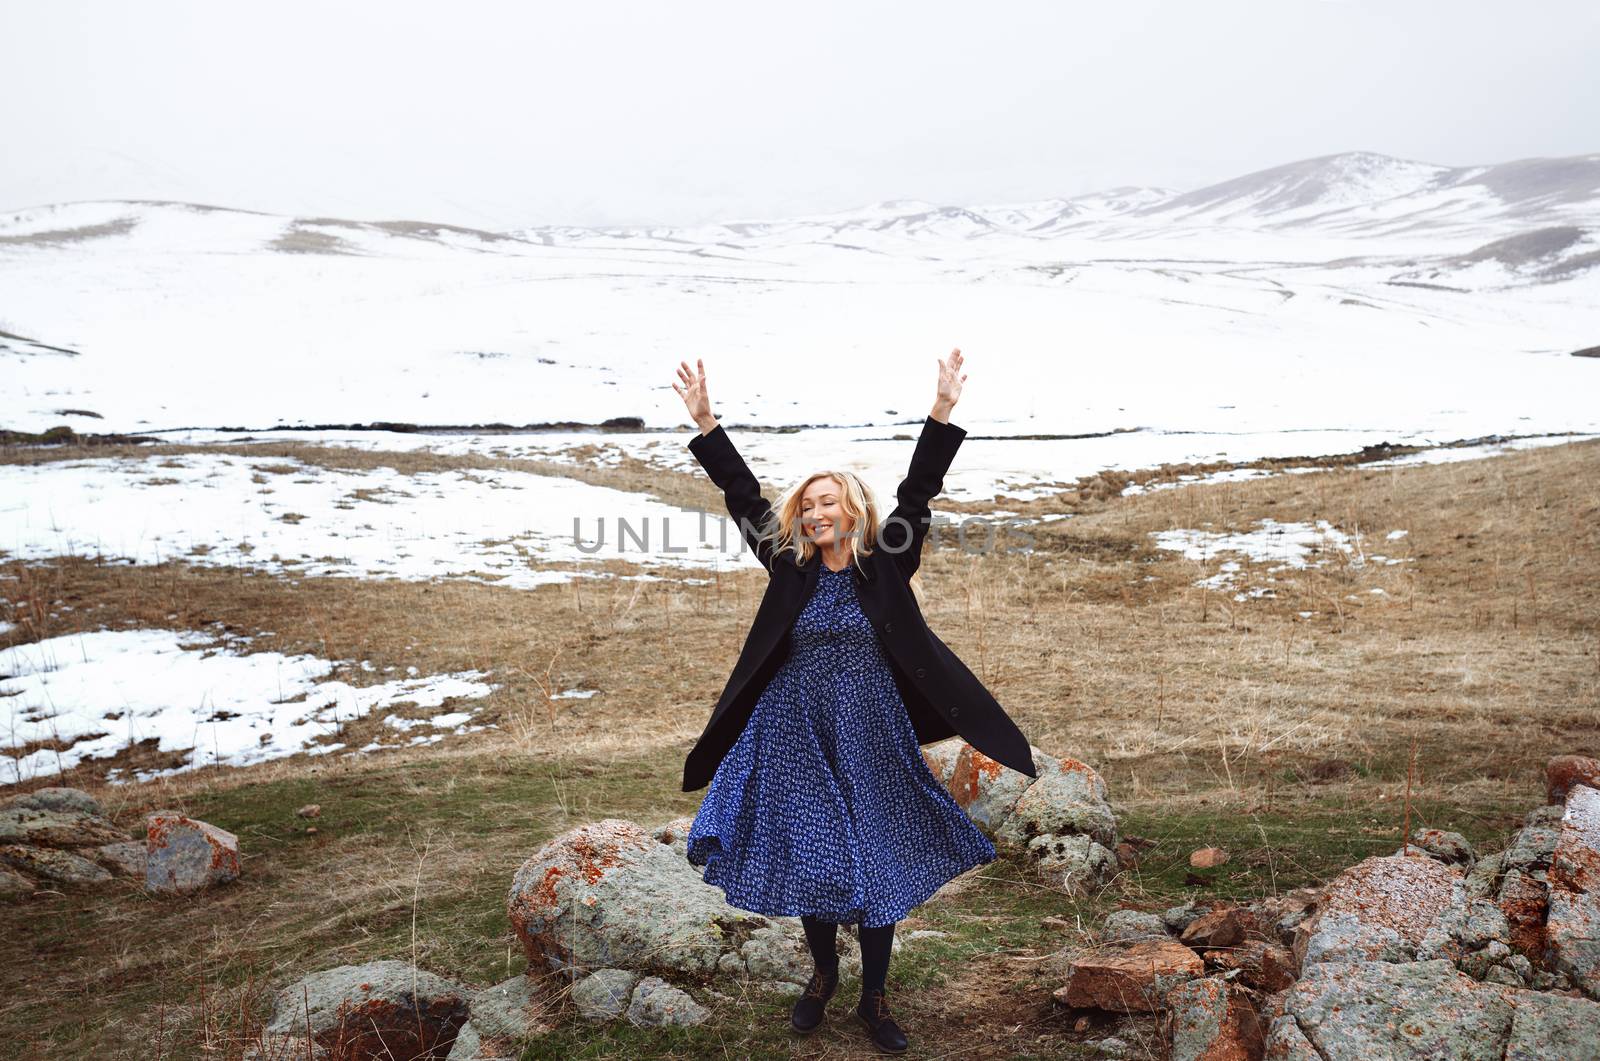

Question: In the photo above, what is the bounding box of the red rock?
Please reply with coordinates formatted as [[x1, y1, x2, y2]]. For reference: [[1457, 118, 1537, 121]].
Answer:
[[1191, 847, 1231, 869], [1546, 755, 1600, 805], [1203, 939, 1297, 993], [1182, 907, 1266, 950], [1495, 868, 1549, 962], [1057, 938, 1205, 1013]]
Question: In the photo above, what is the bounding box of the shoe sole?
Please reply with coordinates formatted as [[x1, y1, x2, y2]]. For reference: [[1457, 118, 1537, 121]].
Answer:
[[790, 1015, 826, 1034], [854, 1011, 909, 1053]]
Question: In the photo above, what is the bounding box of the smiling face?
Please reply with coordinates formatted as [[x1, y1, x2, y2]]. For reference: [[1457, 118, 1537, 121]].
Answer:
[[799, 476, 853, 548]]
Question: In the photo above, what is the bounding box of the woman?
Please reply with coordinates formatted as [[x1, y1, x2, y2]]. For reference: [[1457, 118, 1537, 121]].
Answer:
[[672, 349, 1037, 1053]]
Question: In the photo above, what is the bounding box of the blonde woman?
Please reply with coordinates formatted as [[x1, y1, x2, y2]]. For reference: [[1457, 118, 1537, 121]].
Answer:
[[673, 350, 1037, 1053]]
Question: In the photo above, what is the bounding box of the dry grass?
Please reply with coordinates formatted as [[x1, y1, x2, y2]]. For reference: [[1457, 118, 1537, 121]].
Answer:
[[1, 436, 1597, 1058]]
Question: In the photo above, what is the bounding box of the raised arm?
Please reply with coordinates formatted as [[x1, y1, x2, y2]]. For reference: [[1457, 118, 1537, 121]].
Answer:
[[881, 348, 968, 580], [675, 359, 778, 575]]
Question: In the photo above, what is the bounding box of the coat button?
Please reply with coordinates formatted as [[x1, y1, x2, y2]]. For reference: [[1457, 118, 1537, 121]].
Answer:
[[914, 667, 926, 678], [950, 706, 960, 717], [884, 621, 894, 633]]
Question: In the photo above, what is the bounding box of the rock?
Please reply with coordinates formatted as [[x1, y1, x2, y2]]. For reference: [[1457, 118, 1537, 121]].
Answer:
[[1204, 938, 1297, 993], [1549, 784, 1600, 893], [1164, 976, 1264, 1061], [506, 818, 807, 981], [1503, 806, 1563, 870], [1271, 958, 1511, 1059], [92, 841, 147, 877], [649, 815, 695, 867], [0, 866, 34, 899], [1545, 885, 1600, 1001], [993, 748, 1119, 850], [6, 787, 103, 816], [1417, 898, 1518, 981], [1163, 901, 1211, 934], [244, 1034, 327, 1060], [1250, 889, 1321, 949], [1463, 848, 1506, 901], [1088, 1035, 1133, 1057], [1503, 985, 1600, 1058], [1395, 827, 1475, 868], [1113, 841, 1140, 868], [1057, 938, 1205, 1013], [1102, 909, 1171, 943], [1189, 847, 1230, 869], [0, 806, 126, 848], [1181, 906, 1264, 950], [1264, 955, 1600, 1059], [1293, 854, 1464, 966], [571, 968, 640, 1022], [1546, 755, 1600, 805], [1027, 832, 1119, 896], [0, 844, 112, 885], [146, 814, 241, 894], [1495, 867, 1550, 961], [936, 739, 1035, 833], [296, 804, 321, 819], [462, 974, 553, 1054], [263, 960, 470, 1060], [624, 976, 708, 1027], [442, 1023, 486, 1061], [920, 738, 965, 784]]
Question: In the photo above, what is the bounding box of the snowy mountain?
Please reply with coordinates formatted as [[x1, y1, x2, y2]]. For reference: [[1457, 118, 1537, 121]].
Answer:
[[1, 151, 1597, 447]]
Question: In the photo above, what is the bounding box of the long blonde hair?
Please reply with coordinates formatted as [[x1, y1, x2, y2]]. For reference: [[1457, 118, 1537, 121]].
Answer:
[[757, 470, 928, 608]]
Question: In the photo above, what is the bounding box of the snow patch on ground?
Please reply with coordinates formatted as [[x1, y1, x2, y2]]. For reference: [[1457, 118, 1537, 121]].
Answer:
[[0, 627, 497, 784]]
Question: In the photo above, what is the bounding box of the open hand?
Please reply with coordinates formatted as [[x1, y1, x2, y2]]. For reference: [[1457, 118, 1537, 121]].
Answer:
[[672, 358, 715, 429], [933, 347, 966, 418]]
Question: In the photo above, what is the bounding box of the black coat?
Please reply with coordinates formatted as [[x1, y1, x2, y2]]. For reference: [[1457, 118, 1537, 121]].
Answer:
[[681, 414, 1039, 793]]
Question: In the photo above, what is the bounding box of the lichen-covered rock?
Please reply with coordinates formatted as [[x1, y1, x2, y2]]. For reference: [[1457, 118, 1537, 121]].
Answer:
[[1503, 805, 1563, 870], [263, 960, 469, 1060], [571, 968, 640, 1022], [1293, 854, 1464, 966], [6, 787, 103, 816], [1266, 954, 1600, 1060], [624, 976, 708, 1027], [506, 818, 800, 980], [994, 749, 1118, 850], [1394, 827, 1475, 868], [1249, 889, 1321, 949], [1027, 832, 1119, 896], [1545, 885, 1600, 1001], [1495, 867, 1550, 961], [1417, 898, 1514, 979], [1164, 976, 1263, 1061], [146, 814, 240, 894], [1463, 848, 1506, 900], [936, 740, 1035, 833], [649, 816, 695, 868], [92, 841, 146, 877], [1102, 909, 1171, 943], [0, 843, 112, 885], [1275, 958, 1511, 1059], [1057, 938, 1205, 1013], [461, 974, 553, 1055], [1546, 754, 1600, 805], [0, 806, 126, 848], [1549, 783, 1600, 894]]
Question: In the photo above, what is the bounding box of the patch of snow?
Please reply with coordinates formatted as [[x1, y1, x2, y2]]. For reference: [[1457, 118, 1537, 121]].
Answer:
[[0, 627, 497, 784]]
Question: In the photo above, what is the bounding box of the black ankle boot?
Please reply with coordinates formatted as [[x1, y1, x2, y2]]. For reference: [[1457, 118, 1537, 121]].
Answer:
[[855, 987, 908, 1053], [789, 964, 838, 1033]]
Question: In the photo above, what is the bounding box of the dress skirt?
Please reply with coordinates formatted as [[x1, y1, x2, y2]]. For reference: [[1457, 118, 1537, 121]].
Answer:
[[686, 562, 997, 928]]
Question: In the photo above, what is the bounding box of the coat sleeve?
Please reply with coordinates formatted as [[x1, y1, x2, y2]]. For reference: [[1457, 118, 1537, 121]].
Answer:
[[687, 422, 779, 574], [880, 415, 966, 580]]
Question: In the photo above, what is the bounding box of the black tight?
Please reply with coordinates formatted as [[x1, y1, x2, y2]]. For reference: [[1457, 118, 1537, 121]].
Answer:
[[800, 914, 897, 996]]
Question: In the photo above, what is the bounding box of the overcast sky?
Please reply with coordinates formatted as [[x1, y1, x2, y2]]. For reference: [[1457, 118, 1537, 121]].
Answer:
[[3, 1, 1596, 230]]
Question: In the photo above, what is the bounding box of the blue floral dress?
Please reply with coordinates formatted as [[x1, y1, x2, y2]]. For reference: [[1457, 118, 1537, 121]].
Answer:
[[686, 563, 997, 928]]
